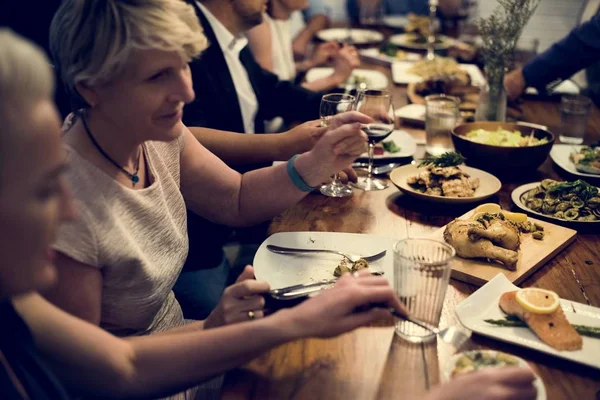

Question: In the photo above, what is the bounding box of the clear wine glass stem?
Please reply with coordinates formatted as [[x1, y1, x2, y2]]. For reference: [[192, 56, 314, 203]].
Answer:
[[367, 142, 375, 180], [332, 173, 341, 185]]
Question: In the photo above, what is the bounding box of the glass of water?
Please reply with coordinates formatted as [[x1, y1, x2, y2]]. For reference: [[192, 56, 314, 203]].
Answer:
[[393, 238, 455, 343], [559, 95, 592, 144], [425, 95, 459, 156], [319, 93, 356, 198]]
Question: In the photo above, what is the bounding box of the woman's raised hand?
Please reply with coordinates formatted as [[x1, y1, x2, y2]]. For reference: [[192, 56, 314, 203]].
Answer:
[[204, 266, 269, 329], [293, 111, 371, 187]]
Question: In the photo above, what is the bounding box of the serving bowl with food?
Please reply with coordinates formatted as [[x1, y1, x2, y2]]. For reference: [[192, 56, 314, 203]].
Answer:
[[444, 350, 547, 399], [392, 59, 485, 86], [390, 152, 502, 204], [570, 145, 600, 175], [455, 274, 600, 369], [550, 144, 600, 179], [452, 122, 555, 173], [512, 179, 600, 231]]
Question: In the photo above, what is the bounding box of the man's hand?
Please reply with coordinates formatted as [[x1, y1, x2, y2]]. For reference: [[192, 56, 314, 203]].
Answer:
[[280, 120, 328, 159], [310, 41, 339, 67], [504, 68, 527, 101], [331, 46, 360, 85]]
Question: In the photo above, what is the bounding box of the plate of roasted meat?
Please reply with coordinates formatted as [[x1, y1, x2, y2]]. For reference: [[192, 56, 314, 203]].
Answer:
[[390, 152, 501, 204], [456, 274, 600, 369], [429, 203, 577, 286], [407, 74, 480, 110]]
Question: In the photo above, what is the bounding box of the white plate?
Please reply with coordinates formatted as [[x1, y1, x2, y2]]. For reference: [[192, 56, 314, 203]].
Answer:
[[316, 28, 384, 45], [357, 130, 417, 160], [394, 104, 426, 125], [390, 164, 502, 204], [525, 79, 580, 96], [550, 144, 600, 178], [389, 33, 455, 50], [359, 48, 422, 65], [511, 182, 600, 230], [305, 68, 389, 90], [455, 274, 600, 370], [382, 15, 409, 29], [253, 232, 397, 289], [392, 61, 486, 86], [443, 350, 547, 400]]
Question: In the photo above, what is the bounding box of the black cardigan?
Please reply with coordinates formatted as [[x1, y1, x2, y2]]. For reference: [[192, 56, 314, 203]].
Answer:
[[183, 0, 322, 134]]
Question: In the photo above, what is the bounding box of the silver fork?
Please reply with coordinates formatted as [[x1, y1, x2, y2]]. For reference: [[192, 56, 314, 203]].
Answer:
[[387, 308, 470, 348], [266, 244, 387, 263], [270, 271, 385, 298]]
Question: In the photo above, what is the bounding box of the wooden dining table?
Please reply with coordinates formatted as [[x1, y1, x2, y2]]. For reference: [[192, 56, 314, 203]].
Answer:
[[220, 36, 600, 400]]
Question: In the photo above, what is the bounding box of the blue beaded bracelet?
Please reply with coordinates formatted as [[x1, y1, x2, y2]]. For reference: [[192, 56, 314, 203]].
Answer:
[[287, 154, 317, 192]]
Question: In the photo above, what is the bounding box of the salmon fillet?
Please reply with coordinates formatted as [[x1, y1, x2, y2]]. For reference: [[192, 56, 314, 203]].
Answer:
[[499, 291, 583, 351]]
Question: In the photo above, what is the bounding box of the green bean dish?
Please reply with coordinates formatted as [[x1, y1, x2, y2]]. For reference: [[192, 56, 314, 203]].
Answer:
[[523, 179, 600, 222]]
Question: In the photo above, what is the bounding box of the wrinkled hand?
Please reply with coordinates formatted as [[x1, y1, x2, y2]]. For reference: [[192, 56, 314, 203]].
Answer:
[[337, 167, 358, 183], [292, 36, 311, 60], [504, 68, 527, 101], [282, 270, 407, 338], [311, 41, 340, 66], [332, 45, 360, 83], [204, 266, 269, 329], [281, 120, 328, 156], [426, 367, 537, 400], [293, 111, 371, 187]]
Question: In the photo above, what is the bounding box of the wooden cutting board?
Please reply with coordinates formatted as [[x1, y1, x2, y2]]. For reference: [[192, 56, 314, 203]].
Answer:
[[428, 209, 577, 286]]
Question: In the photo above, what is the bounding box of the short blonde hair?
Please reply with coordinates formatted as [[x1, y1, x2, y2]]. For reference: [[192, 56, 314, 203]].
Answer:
[[50, 0, 208, 105], [0, 29, 54, 150]]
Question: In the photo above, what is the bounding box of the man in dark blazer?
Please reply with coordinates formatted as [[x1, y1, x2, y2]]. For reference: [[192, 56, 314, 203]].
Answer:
[[183, 0, 322, 135], [174, 0, 332, 320]]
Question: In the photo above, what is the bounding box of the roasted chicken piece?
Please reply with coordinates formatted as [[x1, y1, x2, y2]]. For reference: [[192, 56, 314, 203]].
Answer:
[[444, 219, 519, 270], [499, 291, 582, 351], [407, 166, 479, 198], [441, 175, 480, 198], [468, 218, 521, 251]]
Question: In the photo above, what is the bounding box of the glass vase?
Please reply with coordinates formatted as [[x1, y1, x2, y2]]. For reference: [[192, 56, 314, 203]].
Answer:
[[476, 66, 507, 122]]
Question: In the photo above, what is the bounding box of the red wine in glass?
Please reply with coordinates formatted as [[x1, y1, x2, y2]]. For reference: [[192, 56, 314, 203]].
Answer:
[[363, 123, 394, 144]]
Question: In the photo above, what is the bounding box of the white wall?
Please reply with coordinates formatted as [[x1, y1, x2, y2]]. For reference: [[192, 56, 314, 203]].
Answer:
[[477, 0, 587, 53]]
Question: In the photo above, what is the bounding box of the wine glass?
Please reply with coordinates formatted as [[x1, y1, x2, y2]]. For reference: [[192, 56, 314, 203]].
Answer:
[[352, 89, 395, 191], [319, 93, 356, 198]]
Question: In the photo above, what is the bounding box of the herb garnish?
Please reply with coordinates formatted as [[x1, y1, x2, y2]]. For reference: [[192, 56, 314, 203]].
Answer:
[[485, 317, 600, 338], [418, 152, 466, 168], [547, 179, 599, 202]]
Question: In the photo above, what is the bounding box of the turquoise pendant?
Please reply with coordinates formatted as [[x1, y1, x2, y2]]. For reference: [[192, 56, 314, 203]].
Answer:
[[131, 174, 140, 184]]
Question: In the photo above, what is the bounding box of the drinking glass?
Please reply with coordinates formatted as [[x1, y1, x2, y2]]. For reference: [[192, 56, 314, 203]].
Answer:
[[393, 238, 455, 343], [559, 94, 592, 144], [425, 94, 459, 156], [353, 89, 395, 191], [319, 93, 356, 198], [359, 0, 384, 26]]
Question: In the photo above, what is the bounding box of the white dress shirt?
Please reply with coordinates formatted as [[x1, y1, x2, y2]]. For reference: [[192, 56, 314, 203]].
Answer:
[[197, 2, 258, 134], [264, 13, 296, 82]]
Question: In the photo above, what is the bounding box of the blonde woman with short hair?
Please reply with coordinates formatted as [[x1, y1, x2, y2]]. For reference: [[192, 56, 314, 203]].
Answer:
[[45, 0, 370, 346], [0, 26, 538, 400]]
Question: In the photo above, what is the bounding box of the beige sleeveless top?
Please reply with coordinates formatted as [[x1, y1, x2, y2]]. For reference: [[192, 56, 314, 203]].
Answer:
[[53, 135, 189, 337]]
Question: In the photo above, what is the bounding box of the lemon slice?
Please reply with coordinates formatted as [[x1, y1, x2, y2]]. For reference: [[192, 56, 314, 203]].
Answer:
[[473, 203, 502, 214], [501, 211, 528, 223], [515, 288, 560, 314]]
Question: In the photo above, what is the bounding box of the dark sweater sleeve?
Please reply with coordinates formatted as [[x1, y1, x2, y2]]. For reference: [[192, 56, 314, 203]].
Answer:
[[523, 12, 600, 90]]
